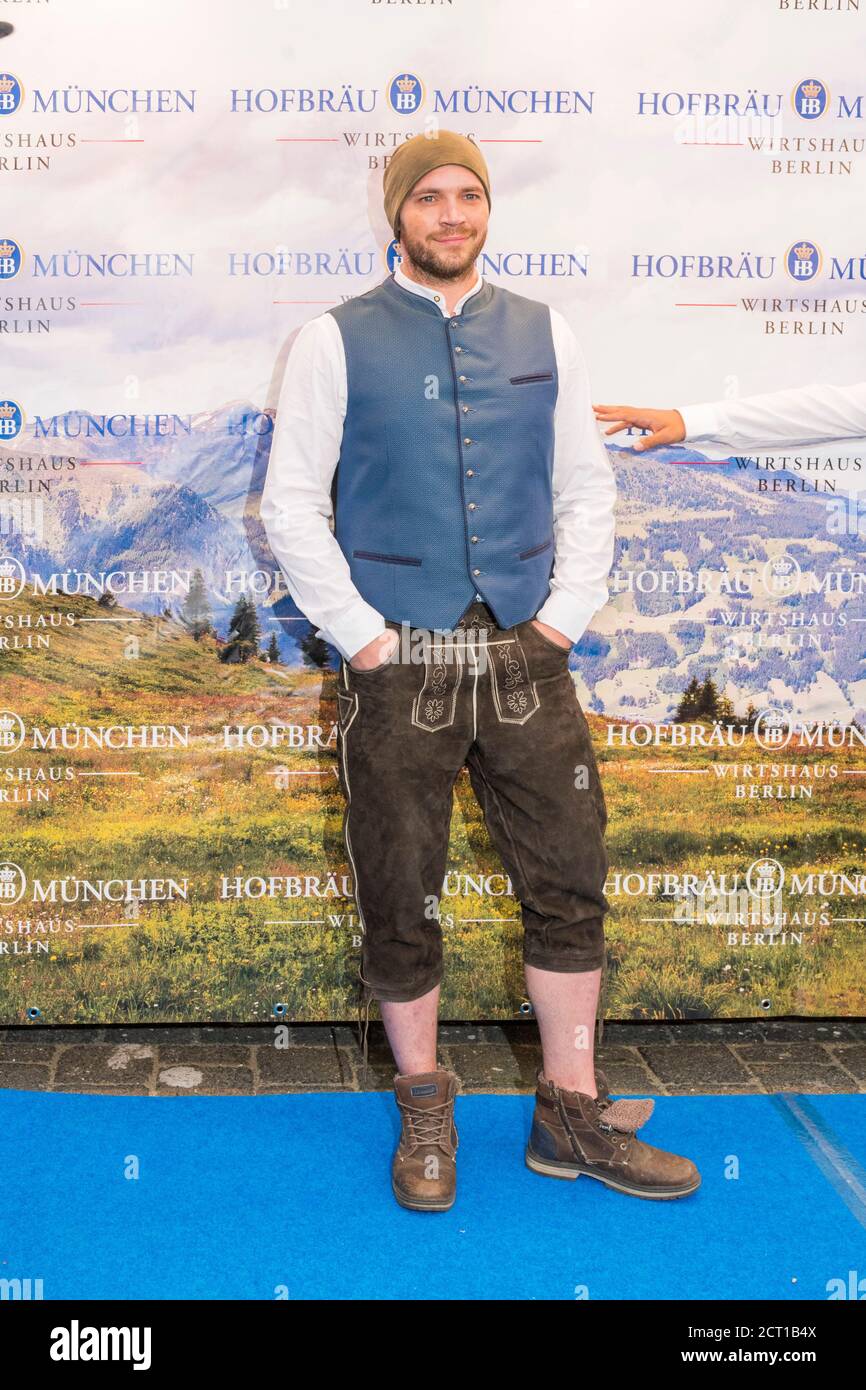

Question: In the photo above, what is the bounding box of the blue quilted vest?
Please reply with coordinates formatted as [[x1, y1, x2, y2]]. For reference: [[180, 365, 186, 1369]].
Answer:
[[327, 272, 558, 631]]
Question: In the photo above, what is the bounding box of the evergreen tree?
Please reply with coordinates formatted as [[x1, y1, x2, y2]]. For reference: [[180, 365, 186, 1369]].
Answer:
[[697, 675, 720, 717], [675, 676, 702, 721], [220, 594, 261, 664], [676, 672, 741, 727], [179, 568, 213, 640], [266, 633, 280, 664], [299, 626, 332, 670]]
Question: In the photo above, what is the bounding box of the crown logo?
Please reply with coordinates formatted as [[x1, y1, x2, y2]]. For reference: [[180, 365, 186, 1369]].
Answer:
[[0, 76, 15, 93], [0, 713, 14, 731], [0, 865, 16, 881], [0, 559, 16, 576], [800, 81, 821, 98], [0, 403, 15, 418], [758, 712, 790, 746], [0, 241, 14, 258], [395, 75, 417, 93], [771, 557, 794, 575], [793, 242, 815, 260]]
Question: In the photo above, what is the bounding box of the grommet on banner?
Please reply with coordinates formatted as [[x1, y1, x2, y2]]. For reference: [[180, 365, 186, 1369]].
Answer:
[[518, 1000, 534, 1016], [272, 1002, 288, 1018], [26, 1006, 41, 1021]]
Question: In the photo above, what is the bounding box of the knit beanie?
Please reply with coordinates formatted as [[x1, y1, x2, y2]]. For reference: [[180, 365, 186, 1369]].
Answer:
[[383, 130, 492, 240]]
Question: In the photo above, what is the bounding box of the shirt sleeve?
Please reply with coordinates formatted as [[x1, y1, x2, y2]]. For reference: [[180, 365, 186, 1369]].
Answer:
[[259, 314, 389, 662], [534, 309, 618, 646], [679, 379, 866, 450]]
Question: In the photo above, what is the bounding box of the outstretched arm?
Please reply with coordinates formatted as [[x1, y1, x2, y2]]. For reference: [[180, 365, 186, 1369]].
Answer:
[[594, 379, 866, 452]]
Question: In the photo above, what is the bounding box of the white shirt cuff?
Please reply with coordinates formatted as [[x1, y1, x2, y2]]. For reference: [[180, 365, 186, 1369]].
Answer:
[[533, 589, 604, 648], [316, 600, 389, 662], [679, 402, 725, 441]]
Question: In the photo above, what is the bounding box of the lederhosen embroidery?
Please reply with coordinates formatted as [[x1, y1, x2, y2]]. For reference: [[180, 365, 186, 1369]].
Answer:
[[336, 687, 359, 734], [489, 635, 541, 724], [411, 636, 464, 732]]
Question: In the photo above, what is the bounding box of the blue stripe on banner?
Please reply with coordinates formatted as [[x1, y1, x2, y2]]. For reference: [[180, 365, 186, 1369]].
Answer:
[[771, 1093, 866, 1231]]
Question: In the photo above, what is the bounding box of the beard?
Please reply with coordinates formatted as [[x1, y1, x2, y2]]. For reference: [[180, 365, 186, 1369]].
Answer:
[[398, 224, 487, 281]]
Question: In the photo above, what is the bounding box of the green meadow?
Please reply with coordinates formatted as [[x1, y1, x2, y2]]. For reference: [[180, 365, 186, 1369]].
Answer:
[[0, 593, 862, 1024]]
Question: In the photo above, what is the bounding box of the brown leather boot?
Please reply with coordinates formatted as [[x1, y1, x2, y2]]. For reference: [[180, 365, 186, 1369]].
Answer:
[[526, 1068, 701, 1200], [391, 1068, 459, 1211], [593, 1067, 612, 1106]]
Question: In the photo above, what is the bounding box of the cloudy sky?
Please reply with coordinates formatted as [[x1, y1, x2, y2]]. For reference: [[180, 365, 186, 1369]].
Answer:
[[7, 0, 863, 464]]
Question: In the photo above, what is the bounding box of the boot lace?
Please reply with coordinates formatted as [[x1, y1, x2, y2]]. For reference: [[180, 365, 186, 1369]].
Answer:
[[401, 1100, 455, 1154]]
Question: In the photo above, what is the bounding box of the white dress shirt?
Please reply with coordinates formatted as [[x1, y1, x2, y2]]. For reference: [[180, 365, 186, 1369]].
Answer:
[[260, 264, 618, 661], [680, 379, 866, 451]]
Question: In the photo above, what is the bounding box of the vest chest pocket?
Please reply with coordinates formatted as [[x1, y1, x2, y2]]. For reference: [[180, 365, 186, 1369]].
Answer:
[[509, 372, 554, 385], [518, 536, 553, 561], [352, 549, 423, 566]]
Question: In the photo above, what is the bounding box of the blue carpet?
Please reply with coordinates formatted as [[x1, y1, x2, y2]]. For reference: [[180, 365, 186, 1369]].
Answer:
[[2, 1089, 864, 1300]]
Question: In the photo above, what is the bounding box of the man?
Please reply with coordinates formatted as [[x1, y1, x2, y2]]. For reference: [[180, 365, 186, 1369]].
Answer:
[[261, 130, 700, 1210], [593, 380, 866, 451]]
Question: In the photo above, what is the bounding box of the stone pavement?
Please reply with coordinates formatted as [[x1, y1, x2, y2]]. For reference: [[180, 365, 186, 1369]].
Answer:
[[0, 1019, 863, 1095]]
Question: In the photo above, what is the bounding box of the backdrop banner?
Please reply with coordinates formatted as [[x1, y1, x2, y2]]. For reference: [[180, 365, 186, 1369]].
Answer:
[[1, 0, 864, 1024]]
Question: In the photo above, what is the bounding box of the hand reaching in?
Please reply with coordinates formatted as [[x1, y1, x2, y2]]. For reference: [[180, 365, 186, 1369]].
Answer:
[[593, 404, 686, 451], [348, 628, 400, 671]]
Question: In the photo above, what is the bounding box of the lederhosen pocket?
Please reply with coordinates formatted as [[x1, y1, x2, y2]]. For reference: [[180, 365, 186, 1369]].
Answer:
[[488, 634, 541, 725], [411, 636, 465, 733]]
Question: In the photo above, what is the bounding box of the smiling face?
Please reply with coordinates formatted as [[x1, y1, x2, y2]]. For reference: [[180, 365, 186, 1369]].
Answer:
[[396, 163, 489, 281]]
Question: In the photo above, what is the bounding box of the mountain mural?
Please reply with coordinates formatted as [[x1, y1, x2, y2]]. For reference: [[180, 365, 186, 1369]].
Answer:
[[592, 446, 865, 724], [4, 418, 864, 720]]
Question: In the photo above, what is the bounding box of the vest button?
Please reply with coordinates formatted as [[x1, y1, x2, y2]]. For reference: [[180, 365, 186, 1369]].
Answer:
[[466, 469, 474, 476], [458, 375, 468, 383], [454, 346, 463, 353], [450, 320, 459, 328], [468, 502, 476, 510], [473, 568, 481, 576], [463, 438, 472, 446], [462, 405, 470, 413], [471, 535, 479, 543]]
